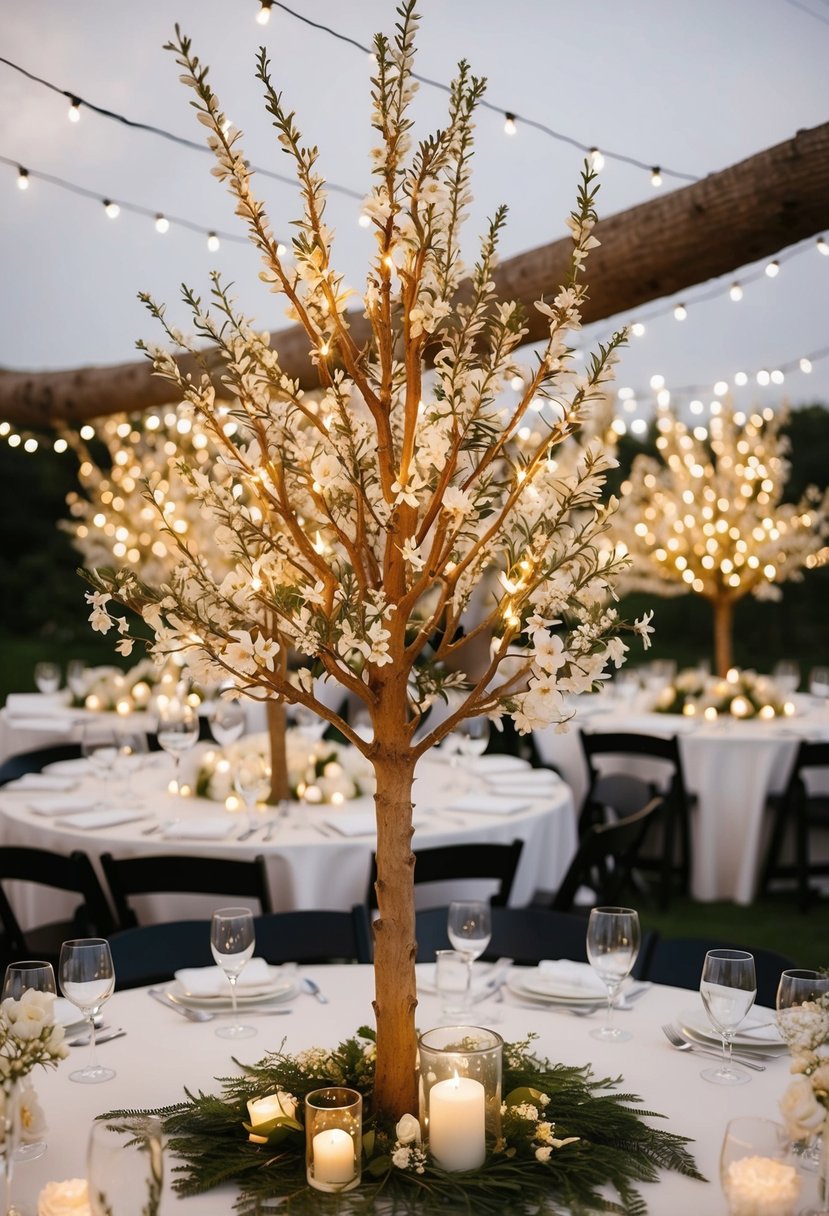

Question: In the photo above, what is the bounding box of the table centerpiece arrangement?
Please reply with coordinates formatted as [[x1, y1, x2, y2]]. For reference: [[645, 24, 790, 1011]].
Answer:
[[653, 666, 796, 721], [81, 4, 688, 1206]]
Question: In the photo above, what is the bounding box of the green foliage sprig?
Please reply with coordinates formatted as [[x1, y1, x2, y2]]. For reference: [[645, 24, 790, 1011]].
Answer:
[[103, 1028, 703, 1215]]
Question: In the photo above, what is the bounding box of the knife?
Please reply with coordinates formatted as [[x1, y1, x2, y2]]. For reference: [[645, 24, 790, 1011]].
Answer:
[[147, 987, 212, 1022], [302, 977, 328, 1004], [68, 1027, 127, 1047]]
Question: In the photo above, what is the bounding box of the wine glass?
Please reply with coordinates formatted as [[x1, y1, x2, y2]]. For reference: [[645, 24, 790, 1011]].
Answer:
[[58, 939, 116, 1084], [87, 1116, 164, 1216], [208, 700, 246, 747], [2, 961, 57, 1161], [210, 907, 257, 1040], [233, 753, 271, 834], [454, 716, 490, 759], [81, 723, 120, 784], [33, 661, 61, 695], [66, 659, 89, 700], [291, 704, 327, 743], [447, 901, 491, 1013], [155, 699, 200, 794], [113, 729, 149, 803], [773, 660, 801, 695], [699, 948, 757, 1085], [808, 666, 829, 707], [720, 1117, 799, 1216], [585, 906, 641, 1042]]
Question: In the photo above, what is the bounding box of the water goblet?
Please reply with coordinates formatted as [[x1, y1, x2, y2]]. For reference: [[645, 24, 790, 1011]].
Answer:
[[434, 949, 470, 1020], [155, 700, 200, 794], [233, 752, 271, 834], [33, 661, 61, 695], [210, 907, 257, 1040], [2, 961, 57, 1162], [454, 716, 491, 759], [58, 939, 116, 1083], [81, 723, 120, 786], [808, 667, 829, 708], [208, 700, 246, 747], [66, 659, 89, 700], [699, 948, 757, 1085], [586, 906, 641, 1042], [720, 1116, 799, 1216], [447, 900, 491, 1013], [113, 729, 149, 803], [87, 1115, 164, 1216], [773, 661, 801, 695], [292, 704, 328, 743]]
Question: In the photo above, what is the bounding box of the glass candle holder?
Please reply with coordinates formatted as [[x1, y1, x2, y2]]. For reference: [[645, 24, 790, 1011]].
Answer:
[[418, 1025, 503, 1172], [305, 1087, 362, 1193]]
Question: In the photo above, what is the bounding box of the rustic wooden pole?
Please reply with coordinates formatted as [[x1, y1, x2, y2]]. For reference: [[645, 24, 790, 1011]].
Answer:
[[2, 122, 829, 429]]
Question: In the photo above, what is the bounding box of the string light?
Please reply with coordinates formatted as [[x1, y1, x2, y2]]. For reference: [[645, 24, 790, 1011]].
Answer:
[[589, 147, 604, 172], [256, 0, 273, 24], [206, 231, 220, 252], [765, 259, 780, 278], [103, 199, 120, 219], [16, 166, 29, 190], [67, 96, 81, 123], [631, 322, 646, 337], [358, 212, 371, 228], [154, 213, 170, 234], [651, 166, 663, 187], [817, 236, 829, 256], [673, 303, 687, 321], [729, 282, 743, 301], [503, 112, 517, 136], [800, 358, 813, 374]]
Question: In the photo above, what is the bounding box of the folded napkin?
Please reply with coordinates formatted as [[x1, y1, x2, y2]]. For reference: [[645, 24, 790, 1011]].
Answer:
[[444, 793, 529, 816], [175, 958, 273, 998], [27, 795, 92, 817], [162, 819, 235, 841], [532, 960, 607, 998], [6, 773, 78, 792], [61, 809, 146, 830], [323, 812, 376, 837], [5, 692, 70, 718], [473, 755, 531, 775], [5, 716, 75, 734], [484, 770, 560, 795], [733, 1007, 782, 1043], [42, 758, 93, 777]]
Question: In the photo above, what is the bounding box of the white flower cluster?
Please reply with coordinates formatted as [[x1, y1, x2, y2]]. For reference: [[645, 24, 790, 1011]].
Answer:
[[391, 1114, 427, 1174], [0, 990, 68, 1094], [498, 1091, 579, 1160], [778, 997, 829, 1142]]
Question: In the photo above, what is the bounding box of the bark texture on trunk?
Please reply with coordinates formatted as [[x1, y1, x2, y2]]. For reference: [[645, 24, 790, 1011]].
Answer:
[[712, 596, 734, 677], [2, 122, 828, 428], [265, 699, 290, 804], [370, 750, 419, 1120]]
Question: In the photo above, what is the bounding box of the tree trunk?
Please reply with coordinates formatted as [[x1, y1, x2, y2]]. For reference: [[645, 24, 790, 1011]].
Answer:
[[3, 122, 829, 428], [712, 597, 734, 677], [370, 749, 419, 1120], [265, 699, 290, 804]]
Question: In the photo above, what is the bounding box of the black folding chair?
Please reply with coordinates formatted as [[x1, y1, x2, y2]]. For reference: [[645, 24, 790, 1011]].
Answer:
[[100, 852, 273, 929], [0, 744, 83, 787], [254, 906, 373, 965], [108, 920, 215, 989], [640, 936, 795, 1008], [367, 840, 524, 910], [759, 739, 829, 911]]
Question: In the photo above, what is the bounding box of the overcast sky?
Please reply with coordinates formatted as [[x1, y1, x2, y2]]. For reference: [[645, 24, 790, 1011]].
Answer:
[[2, 0, 828, 427]]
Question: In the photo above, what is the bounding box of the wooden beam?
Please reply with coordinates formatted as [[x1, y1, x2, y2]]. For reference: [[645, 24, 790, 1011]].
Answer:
[[2, 121, 828, 429]]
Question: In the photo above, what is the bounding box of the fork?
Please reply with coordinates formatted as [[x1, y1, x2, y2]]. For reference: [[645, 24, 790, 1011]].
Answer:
[[660, 1024, 765, 1071]]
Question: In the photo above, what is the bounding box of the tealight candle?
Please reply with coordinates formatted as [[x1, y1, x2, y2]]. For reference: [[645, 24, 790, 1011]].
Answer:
[[37, 1178, 91, 1216], [305, 1087, 362, 1193], [724, 1154, 800, 1216], [312, 1128, 355, 1185], [246, 1092, 297, 1144], [427, 1073, 486, 1171]]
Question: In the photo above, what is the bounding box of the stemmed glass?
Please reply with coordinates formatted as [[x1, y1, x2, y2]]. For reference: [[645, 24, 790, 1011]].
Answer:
[[81, 723, 120, 790], [586, 906, 641, 1042], [210, 907, 257, 1040], [776, 969, 829, 1178], [447, 901, 491, 1013], [208, 700, 246, 748], [113, 729, 149, 804], [2, 961, 57, 1162], [58, 939, 116, 1084], [233, 753, 271, 835], [34, 661, 61, 694], [66, 659, 89, 701], [773, 661, 801, 695], [808, 667, 829, 708], [455, 717, 490, 759], [699, 948, 757, 1085], [155, 700, 200, 794]]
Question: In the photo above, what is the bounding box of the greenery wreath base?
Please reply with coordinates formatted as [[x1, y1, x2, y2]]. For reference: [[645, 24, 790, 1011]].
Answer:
[[105, 1028, 703, 1215]]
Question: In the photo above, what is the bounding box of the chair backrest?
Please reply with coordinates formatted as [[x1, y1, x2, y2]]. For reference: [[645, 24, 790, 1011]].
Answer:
[[0, 744, 83, 787], [787, 740, 829, 798], [366, 840, 524, 910], [100, 852, 273, 929], [254, 906, 373, 965], [0, 846, 115, 958], [549, 796, 663, 911], [579, 732, 688, 828], [108, 919, 215, 989], [640, 936, 795, 1008]]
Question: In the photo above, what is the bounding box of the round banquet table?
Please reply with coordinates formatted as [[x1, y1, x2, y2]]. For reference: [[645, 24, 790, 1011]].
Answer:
[[534, 692, 829, 905], [13, 964, 818, 1216], [0, 747, 577, 929]]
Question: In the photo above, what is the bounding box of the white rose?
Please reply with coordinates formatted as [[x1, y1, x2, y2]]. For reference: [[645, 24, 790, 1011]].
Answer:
[[37, 1179, 91, 1216], [395, 1113, 421, 1145], [779, 1077, 826, 1142]]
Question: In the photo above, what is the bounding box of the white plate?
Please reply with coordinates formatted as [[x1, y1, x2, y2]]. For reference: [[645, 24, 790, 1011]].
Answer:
[[167, 968, 298, 1008], [678, 1005, 786, 1050], [42, 758, 94, 777], [507, 970, 614, 1006], [518, 961, 608, 1001]]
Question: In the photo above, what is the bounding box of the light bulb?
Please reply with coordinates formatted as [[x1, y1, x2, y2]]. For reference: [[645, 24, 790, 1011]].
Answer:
[[650, 166, 662, 187], [713, 380, 728, 396], [256, 0, 273, 24], [729, 281, 743, 301], [673, 303, 687, 321], [503, 112, 517, 136], [589, 147, 604, 172], [734, 371, 748, 386], [631, 321, 645, 337], [104, 199, 120, 219], [756, 369, 770, 386], [207, 232, 220, 251], [358, 212, 371, 228], [771, 369, 784, 385], [68, 97, 81, 123], [764, 259, 779, 278], [17, 167, 29, 191], [800, 357, 813, 374], [649, 373, 665, 391], [276, 242, 287, 256], [817, 236, 829, 256], [155, 214, 170, 234]]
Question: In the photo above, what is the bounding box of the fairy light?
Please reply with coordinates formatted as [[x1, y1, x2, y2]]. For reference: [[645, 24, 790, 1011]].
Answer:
[[256, 0, 273, 23], [729, 281, 743, 301], [631, 322, 645, 337], [16, 166, 29, 191], [650, 166, 662, 187], [800, 358, 813, 374], [67, 97, 81, 123], [103, 199, 120, 219], [358, 212, 371, 228], [589, 147, 604, 171], [503, 112, 517, 135], [765, 259, 780, 278], [276, 242, 287, 257], [817, 236, 829, 256], [155, 214, 170, 234], [207, 231, 220, 251], [673, 303, 687, 321]]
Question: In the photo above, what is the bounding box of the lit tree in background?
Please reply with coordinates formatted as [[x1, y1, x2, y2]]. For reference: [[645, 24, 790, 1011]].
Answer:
[[82, 6, 651, 1118], [617, 404, 829, 676]]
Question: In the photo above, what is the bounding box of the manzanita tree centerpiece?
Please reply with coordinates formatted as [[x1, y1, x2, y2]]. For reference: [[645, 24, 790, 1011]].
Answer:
[[84, 3, 653, 1121]]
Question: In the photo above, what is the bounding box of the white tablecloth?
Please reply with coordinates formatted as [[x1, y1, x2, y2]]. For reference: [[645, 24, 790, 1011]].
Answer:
[[0, 749, 576, 928], [534, 694, 829, 905], [14, 964, 816, 1216]]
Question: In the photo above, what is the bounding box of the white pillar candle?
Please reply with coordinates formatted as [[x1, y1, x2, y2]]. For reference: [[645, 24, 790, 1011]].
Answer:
[[312, 1128, 355, 1185], [724, 1155, 800, 1216], [428, 1074, 485, 1171], [246, 1093, 296, 1144]]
